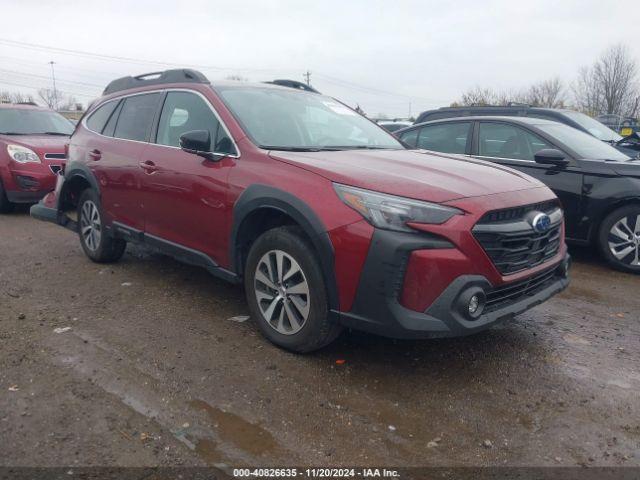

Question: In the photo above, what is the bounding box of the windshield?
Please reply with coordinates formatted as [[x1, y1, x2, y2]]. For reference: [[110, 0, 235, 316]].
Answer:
[[216, 86, 403, 150], [538, 123, 629, 161], [561, 110, 622, 143], [0, 108, 74, 135]]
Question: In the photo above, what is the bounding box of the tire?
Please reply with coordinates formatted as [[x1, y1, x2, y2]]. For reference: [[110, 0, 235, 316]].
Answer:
[[244, 226, 342, 353], [0, 179, 14, 213], [77, 189, 126, 263], [598, 204, 640, 274]]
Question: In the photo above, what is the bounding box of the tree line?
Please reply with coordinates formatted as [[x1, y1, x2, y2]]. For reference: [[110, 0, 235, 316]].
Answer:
[[453, 44, 639, 119], [0, 88, 81, 111]]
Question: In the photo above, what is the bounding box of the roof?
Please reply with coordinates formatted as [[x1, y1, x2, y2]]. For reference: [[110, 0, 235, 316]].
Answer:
[[415, 115, 560, 126]]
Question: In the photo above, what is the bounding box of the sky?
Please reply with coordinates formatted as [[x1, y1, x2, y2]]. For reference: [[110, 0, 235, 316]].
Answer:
[[0, 0, 637, 117]]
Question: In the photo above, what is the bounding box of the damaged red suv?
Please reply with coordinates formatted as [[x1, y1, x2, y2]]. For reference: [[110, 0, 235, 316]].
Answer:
[[0, 103, 72, 212], [31, 69, 570, 352]]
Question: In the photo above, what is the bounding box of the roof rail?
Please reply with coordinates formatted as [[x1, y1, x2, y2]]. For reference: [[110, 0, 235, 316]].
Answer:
[[103, 69, 209, 95], [264, 79, 320, 94]]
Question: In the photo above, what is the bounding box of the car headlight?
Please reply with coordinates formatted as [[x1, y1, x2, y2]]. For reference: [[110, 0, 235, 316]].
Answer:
[[334, 183, 462, 232], [7, 145, 41, 163]]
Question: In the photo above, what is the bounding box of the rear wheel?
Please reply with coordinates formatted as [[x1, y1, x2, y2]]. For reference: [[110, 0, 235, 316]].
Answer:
[[0, 180, 14, 213], [244, 226, 342, 353], [598, 205, 640, 274], [77, 189, 126, 263]]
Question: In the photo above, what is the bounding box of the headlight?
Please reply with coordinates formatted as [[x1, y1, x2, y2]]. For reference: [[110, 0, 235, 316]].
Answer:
[[334, 183, 462, 232], [7, 145, 41, 163]]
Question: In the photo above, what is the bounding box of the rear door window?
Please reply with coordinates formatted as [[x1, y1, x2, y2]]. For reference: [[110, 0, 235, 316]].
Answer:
[[113, 93, 161, 142], [416, 122, 471, 154]]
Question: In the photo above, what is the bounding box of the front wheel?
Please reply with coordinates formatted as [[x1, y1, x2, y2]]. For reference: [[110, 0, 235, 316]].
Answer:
[[244, 226, 342, 353], [77, 189, 126, 263], [598, 205, 640, 273]]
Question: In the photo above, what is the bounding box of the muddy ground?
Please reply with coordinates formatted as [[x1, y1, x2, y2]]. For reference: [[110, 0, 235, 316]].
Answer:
[[1, 206, 639, 468]]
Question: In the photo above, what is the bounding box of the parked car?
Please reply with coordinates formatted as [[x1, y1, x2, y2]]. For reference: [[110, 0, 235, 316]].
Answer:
[[0, 103, 73, 212], [377, 120, 412, 133], [31, 69, 570, 352], [265, 79, 320, 93], [396, 116, 640, 272], [596, 114, 639, 136], [415, 105, 639, 158]]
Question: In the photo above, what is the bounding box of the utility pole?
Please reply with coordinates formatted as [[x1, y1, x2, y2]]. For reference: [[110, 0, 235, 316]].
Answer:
[[48, 61, 58, 110], [303, 70, 311, 86]]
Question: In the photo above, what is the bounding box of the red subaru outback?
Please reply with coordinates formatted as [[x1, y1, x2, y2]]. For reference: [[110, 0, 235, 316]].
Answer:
[[0, 103, 73, 212], [31, 70, 570, 352]]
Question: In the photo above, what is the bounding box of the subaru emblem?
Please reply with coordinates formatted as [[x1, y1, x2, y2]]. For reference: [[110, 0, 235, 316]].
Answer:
[[531, 212, 551, 233]]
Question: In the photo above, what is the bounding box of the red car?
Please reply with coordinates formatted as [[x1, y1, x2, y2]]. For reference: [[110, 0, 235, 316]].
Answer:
[[31, 69, 570, 352], [0, 103, 73, 212]]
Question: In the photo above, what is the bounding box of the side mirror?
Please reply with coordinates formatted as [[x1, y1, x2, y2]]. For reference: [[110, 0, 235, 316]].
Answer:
[[179, 130, 223, 161], [534, 148, 569, 167]]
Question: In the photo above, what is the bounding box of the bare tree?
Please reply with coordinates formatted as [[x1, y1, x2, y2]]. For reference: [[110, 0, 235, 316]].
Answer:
[[458, 86, 500, 106], [573, 44, 639, 116], [457, 79, 565, 108], [38, 88, 58, 109], [525, 77, 565, 108]]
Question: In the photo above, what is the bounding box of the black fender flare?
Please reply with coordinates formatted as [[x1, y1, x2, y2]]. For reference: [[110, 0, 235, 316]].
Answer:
[[230, 184, 339, 311], [62, 161, 100, 200]]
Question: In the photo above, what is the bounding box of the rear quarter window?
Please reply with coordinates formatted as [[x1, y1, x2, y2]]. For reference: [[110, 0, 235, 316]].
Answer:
[[86, 101, 119, 133]]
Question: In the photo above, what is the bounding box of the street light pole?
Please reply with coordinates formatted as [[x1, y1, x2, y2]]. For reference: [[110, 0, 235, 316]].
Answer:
[[48, 61, 58, 110]]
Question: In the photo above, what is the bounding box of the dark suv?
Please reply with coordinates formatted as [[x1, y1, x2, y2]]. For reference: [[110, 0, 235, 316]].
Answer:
[[397, 116, 640, 272], [414, 105, 639, 158], [31, 69, 570, 352], [0, 103, 73, 212]]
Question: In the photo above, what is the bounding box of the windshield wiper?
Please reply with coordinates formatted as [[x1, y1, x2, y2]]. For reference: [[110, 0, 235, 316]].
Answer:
[[41, 132, 70, 136], [323, 145, 397, 150], [261, 146, 325, 152], [0, 132, 27, 135]]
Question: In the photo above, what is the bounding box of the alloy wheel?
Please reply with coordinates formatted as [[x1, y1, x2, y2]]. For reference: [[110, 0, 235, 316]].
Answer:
[[254, 249, 310, 335], [608, 214, 640, 266], [80, 200, 102, 252]]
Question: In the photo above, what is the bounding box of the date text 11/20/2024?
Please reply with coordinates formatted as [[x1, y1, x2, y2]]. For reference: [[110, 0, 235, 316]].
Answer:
[[233, 468, 401, 478]]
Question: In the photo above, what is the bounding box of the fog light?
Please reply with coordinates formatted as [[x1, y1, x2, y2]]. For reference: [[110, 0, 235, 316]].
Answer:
[[458, 287, 485, 320], [469, 295, 480, 315]]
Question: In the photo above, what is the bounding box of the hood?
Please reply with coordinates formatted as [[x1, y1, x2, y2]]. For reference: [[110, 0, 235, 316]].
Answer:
[[0, 134, 68, 156], [609, 159, 640, 178], [269, 149, 544, 203]]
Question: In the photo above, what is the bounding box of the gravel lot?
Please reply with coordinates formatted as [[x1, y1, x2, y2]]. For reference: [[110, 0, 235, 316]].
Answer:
[[1, 206, 639, 468]]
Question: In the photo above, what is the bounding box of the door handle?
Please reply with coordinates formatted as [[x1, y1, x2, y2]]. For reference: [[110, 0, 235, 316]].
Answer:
[[139, 160, 158, 173], [88, 149, 102, 161]]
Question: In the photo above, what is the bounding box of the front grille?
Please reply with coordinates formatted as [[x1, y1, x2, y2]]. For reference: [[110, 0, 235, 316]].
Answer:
[[485, 267, 558, 312], [473, 203, 562, 275], [477, 200, 559, 225], [44, 153, 66, 160]]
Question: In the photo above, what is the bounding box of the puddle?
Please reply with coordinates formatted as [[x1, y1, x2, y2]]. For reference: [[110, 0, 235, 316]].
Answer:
[[194, 437, 224, 463], [191, 399, 278, 456]]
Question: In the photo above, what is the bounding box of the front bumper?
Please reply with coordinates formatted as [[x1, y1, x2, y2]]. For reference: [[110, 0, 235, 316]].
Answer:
[[335, 228, 570, 339], [2, 160, 63, 203], [6, 189, 52, 203]]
